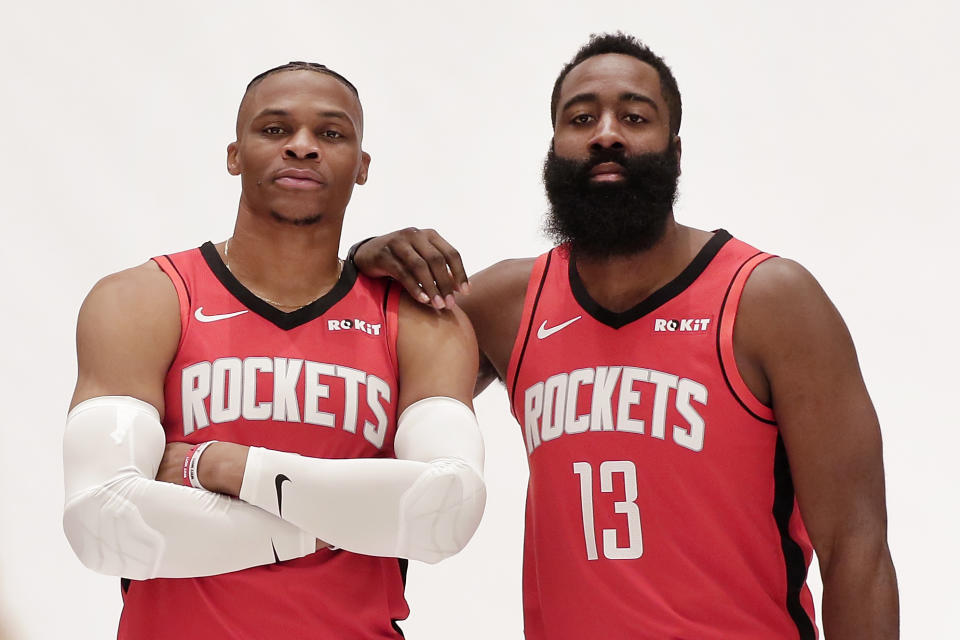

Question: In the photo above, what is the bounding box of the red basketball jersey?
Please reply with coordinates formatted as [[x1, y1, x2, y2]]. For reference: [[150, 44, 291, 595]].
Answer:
[[117, 242, 408, 639], [507, 231, 818, 640]]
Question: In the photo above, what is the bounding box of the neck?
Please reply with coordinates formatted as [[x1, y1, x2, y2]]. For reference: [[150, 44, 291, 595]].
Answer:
[[223, 202, 345, 308], [572, 218, 712, 313]]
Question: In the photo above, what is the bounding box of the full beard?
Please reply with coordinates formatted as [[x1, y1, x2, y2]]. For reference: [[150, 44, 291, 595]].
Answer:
[[542, 139, 680, 259]]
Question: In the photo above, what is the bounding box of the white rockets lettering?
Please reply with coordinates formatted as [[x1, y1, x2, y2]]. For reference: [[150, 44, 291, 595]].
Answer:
[[522, 366, 707, 455], [181, 357, 391, 448]]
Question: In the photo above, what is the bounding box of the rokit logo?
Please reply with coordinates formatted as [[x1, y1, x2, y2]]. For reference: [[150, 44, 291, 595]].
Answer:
[[654, 317, 713, 333], [328, 318, 382, 335]]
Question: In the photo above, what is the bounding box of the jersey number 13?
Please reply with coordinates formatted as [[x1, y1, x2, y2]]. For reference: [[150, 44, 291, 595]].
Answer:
[[572, 461, 643, 560]]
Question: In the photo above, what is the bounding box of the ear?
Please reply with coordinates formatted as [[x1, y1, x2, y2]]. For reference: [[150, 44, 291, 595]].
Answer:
[[227, 141, 241, 176], [356, 151, 371, 185], [673, 136, 682, 175]]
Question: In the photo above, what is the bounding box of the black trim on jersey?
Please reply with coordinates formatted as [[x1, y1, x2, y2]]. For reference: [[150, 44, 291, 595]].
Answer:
[[773, 435, 817, 640], [390, 558, 409, 637], [162, 254, 192, 310], [568, 229, 732, 329], [715, 252, 777, 425], [382, 279, 391, 317], [509, 249, 554, 408], [120, 578, 130, 594], [199, 241, 357, 331]]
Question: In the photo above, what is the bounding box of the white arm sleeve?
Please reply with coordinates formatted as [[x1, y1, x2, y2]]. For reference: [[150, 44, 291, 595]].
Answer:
[[238, 396, 486, 564], [62, 396, 315, 580]]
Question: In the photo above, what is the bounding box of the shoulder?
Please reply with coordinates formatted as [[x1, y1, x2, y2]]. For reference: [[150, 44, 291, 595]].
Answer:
[[78, 261, 180, 346], [463, 257, 538, 310], [472, 257, 538, 287], [741, 256, 829, 314], [84, 260, 177, 308], [738, 256, 847, 362]]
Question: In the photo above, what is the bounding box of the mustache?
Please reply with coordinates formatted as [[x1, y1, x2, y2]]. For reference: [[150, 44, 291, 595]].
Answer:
[[583, 147, 629, 170], [551, 147, 630, 180]]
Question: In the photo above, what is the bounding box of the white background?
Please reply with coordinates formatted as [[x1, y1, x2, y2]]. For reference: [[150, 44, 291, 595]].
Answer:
[[1, 1, 957, 637]]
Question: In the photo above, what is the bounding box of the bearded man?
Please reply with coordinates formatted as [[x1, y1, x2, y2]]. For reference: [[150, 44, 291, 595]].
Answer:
[[353, 32, 899, 640]]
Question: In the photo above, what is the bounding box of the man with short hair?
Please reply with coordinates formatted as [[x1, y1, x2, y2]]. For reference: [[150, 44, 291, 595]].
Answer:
[[63, 61, 486, 639], [355, 33, 899, 638]]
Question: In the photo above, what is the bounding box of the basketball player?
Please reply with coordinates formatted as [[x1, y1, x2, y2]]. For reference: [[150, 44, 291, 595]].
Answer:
[[62, 62, 486, 639], [353, 34, 899, 638]]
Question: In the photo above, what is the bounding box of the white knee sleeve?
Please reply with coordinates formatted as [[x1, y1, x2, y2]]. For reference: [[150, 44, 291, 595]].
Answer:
[[62, 397, 313, 579], [239, 396, 486, 563]]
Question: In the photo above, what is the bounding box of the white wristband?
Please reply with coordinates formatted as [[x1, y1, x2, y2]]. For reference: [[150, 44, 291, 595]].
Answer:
[[186, 441, 218, 491]]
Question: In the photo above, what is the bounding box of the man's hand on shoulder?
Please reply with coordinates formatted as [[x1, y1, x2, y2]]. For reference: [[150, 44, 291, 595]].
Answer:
[[352, 228, 469, 311], [352, 229, 539, 393]]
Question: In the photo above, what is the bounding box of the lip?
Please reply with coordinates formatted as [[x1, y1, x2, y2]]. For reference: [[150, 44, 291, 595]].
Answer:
[[273, 168, 326, 189], [588, 162, 625, 180]]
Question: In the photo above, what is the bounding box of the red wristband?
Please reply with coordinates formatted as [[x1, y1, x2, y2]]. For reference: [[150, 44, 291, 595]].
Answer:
[[182, 441, 218, 490], [182, 444, 202, 487]]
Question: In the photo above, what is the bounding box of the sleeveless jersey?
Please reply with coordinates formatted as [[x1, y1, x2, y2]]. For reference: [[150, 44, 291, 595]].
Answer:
[[117, 242, 408, 639], [507, 231, 818, 640]]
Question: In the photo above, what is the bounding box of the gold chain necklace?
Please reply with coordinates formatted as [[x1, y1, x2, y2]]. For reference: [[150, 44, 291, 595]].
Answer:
[[223, 238, 343, 311]]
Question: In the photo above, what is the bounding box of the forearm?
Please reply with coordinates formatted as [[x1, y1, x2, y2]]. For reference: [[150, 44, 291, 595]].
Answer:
[[207, 397, 486, 563], [62, 396, 314, 580], [240, 451, 469, 562], [820, 536, 899, 638]]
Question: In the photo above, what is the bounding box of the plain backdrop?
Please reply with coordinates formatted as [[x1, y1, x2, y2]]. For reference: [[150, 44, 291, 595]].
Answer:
[[1, 1, 957, 637]]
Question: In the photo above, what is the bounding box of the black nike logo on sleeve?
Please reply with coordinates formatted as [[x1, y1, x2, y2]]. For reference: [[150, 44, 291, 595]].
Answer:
[[275, 474, 291, 516]]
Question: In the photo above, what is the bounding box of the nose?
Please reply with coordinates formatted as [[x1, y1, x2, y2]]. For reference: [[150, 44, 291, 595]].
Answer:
[[588, 113, 625, 152], [283, 127, 320, 160]]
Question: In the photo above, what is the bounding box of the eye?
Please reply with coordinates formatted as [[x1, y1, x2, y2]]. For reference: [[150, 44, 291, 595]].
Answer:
[[624, 113, 647, 124], [571, 114, 594, 125], [320, 130, 345, 139], [262, 125, 287, 135]]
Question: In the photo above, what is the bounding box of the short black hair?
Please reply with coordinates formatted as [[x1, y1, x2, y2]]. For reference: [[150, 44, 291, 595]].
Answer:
[[246, 61, 360, 99], [550, 33, 682, 137]]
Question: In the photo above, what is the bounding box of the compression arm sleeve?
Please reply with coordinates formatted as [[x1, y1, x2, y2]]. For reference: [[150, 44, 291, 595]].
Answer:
[[62, 396, 315, 580], [238, 396, 486, 564]]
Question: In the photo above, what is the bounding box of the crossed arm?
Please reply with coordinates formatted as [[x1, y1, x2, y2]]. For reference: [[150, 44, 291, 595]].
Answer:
[[63, 260, 483, 580]]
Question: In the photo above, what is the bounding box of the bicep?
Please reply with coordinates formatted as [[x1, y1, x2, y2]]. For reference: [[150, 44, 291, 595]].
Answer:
[[71, 264, 181, 415], [396, 295, 479, 412]]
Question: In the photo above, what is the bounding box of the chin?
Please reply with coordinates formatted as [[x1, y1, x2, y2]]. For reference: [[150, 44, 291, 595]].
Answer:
[[269, 209, 325, 226]]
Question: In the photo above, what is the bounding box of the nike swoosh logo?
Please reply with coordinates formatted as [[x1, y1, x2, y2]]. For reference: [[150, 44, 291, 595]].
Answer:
[[537, 316, 582, 339], [194, 307, 249, 323], [275, 474, 291, 516], [271, 539, 281, 563]]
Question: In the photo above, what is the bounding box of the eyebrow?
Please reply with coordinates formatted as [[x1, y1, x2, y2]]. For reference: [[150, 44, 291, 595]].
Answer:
[[253, 108, 354, 122], [560, 92, 659, 114]]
